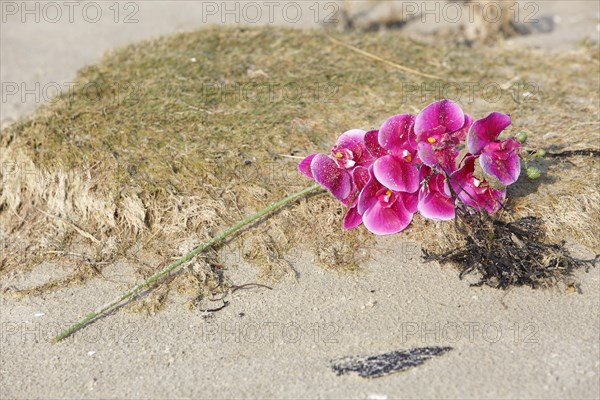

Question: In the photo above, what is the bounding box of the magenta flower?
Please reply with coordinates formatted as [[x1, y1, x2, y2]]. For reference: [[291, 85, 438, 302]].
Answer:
[[450, 155, 506, 213], [357, 167, 418, 235], [467, 112, 521, 185], [298, 129, 373, 202], [417, 166, 455, 221], [371, 114, 420, 193], [414, 99, 472, 171], [297, 99, 523, 234]]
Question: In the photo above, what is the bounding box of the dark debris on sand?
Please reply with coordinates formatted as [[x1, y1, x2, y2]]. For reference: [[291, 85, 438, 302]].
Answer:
[[423, 214, 599, 289], [331, 346, 453, 378]]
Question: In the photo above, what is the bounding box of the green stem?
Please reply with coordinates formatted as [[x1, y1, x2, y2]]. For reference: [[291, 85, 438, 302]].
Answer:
[[54, 183, 322, 343]]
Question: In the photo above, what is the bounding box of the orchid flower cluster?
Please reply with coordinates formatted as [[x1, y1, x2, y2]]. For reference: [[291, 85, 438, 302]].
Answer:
[[298, 99, 522, 235]]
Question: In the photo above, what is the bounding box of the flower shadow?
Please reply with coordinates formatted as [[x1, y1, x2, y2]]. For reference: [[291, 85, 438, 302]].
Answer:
[[507, 155, 557, 200]]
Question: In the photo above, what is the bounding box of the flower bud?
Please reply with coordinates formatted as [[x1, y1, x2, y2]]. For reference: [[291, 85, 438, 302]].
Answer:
[[536, 149, 546, 158], [527, 166, 541, 180], [516, 131, 528, 143]]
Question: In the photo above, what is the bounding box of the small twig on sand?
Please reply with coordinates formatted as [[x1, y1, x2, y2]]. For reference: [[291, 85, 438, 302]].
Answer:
[[544, 149, 600, 158], [38, 209, 102, 245]]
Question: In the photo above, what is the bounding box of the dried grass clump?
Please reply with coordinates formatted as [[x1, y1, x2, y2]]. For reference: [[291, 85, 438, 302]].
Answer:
[[1, 27, 598, 300], [509, 153, 600, 249]]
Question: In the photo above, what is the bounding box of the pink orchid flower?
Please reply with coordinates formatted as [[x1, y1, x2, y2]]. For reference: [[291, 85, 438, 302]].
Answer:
[[414, 99, 473, 172], [371, 114, 420, 193], [467, 112, 521, 185], [357, 167, 418, 235], [450, 155, 506, 213], [417, 166, 455, 221], [298, 99, 522, 234], [298, 129, 373, 202]]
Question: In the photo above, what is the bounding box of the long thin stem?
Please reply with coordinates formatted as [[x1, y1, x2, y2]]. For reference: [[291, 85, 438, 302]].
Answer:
[[326, 34, 444, 81], [54, 183, 322, 343]]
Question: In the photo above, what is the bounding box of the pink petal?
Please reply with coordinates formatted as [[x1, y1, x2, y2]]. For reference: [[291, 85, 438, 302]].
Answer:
[[420, 165, 433, 181], [414, 99, 465, 139], [502, 138, 522, 153], [467, 185, 506, 213], [417, 142, 458, 172], [438, 148, 459, 173], [298, 153, 317, 179], [373, 155, 419, 193], [378, 114, 416, 153], [343, 206, 363, 229], [429, 173, 451, 196], [418, 186, 455, 221], [417, 142, 437, 167], [450, 155, 476, 194], [333, 139, 363, 163], [357, 171, 381, 215], [311, 154, 352, 201], [401, 191, 419, 213], [482, 188, 506, 213], [364, 130, 387, 158], [480, 150, 521, 186], [450, 156, 507, 213], [337, 129, 366, 146], [451, 159, 484, 207], [362, 199, 413, 235], [467, 112, 512, 155], [352, 166, 370, 192], [337, 129, 376, 167]]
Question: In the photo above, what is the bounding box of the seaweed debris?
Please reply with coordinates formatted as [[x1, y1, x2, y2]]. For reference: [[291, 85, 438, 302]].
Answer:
[[332, 346, 453, 378], [423, 213, 598, 289]]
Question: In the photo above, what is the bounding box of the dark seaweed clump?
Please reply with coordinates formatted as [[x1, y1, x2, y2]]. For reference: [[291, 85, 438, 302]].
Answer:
[[424, 214, 598, 289], [331, 346, 453, 378]]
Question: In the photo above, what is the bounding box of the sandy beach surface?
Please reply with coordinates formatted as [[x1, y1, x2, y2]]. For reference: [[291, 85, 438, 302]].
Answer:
[[2, 243, 598, 399], [1, 1, 599, 399]]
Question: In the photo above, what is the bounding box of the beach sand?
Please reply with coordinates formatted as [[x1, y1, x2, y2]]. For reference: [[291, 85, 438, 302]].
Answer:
[[2, 245, 598, 399]]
